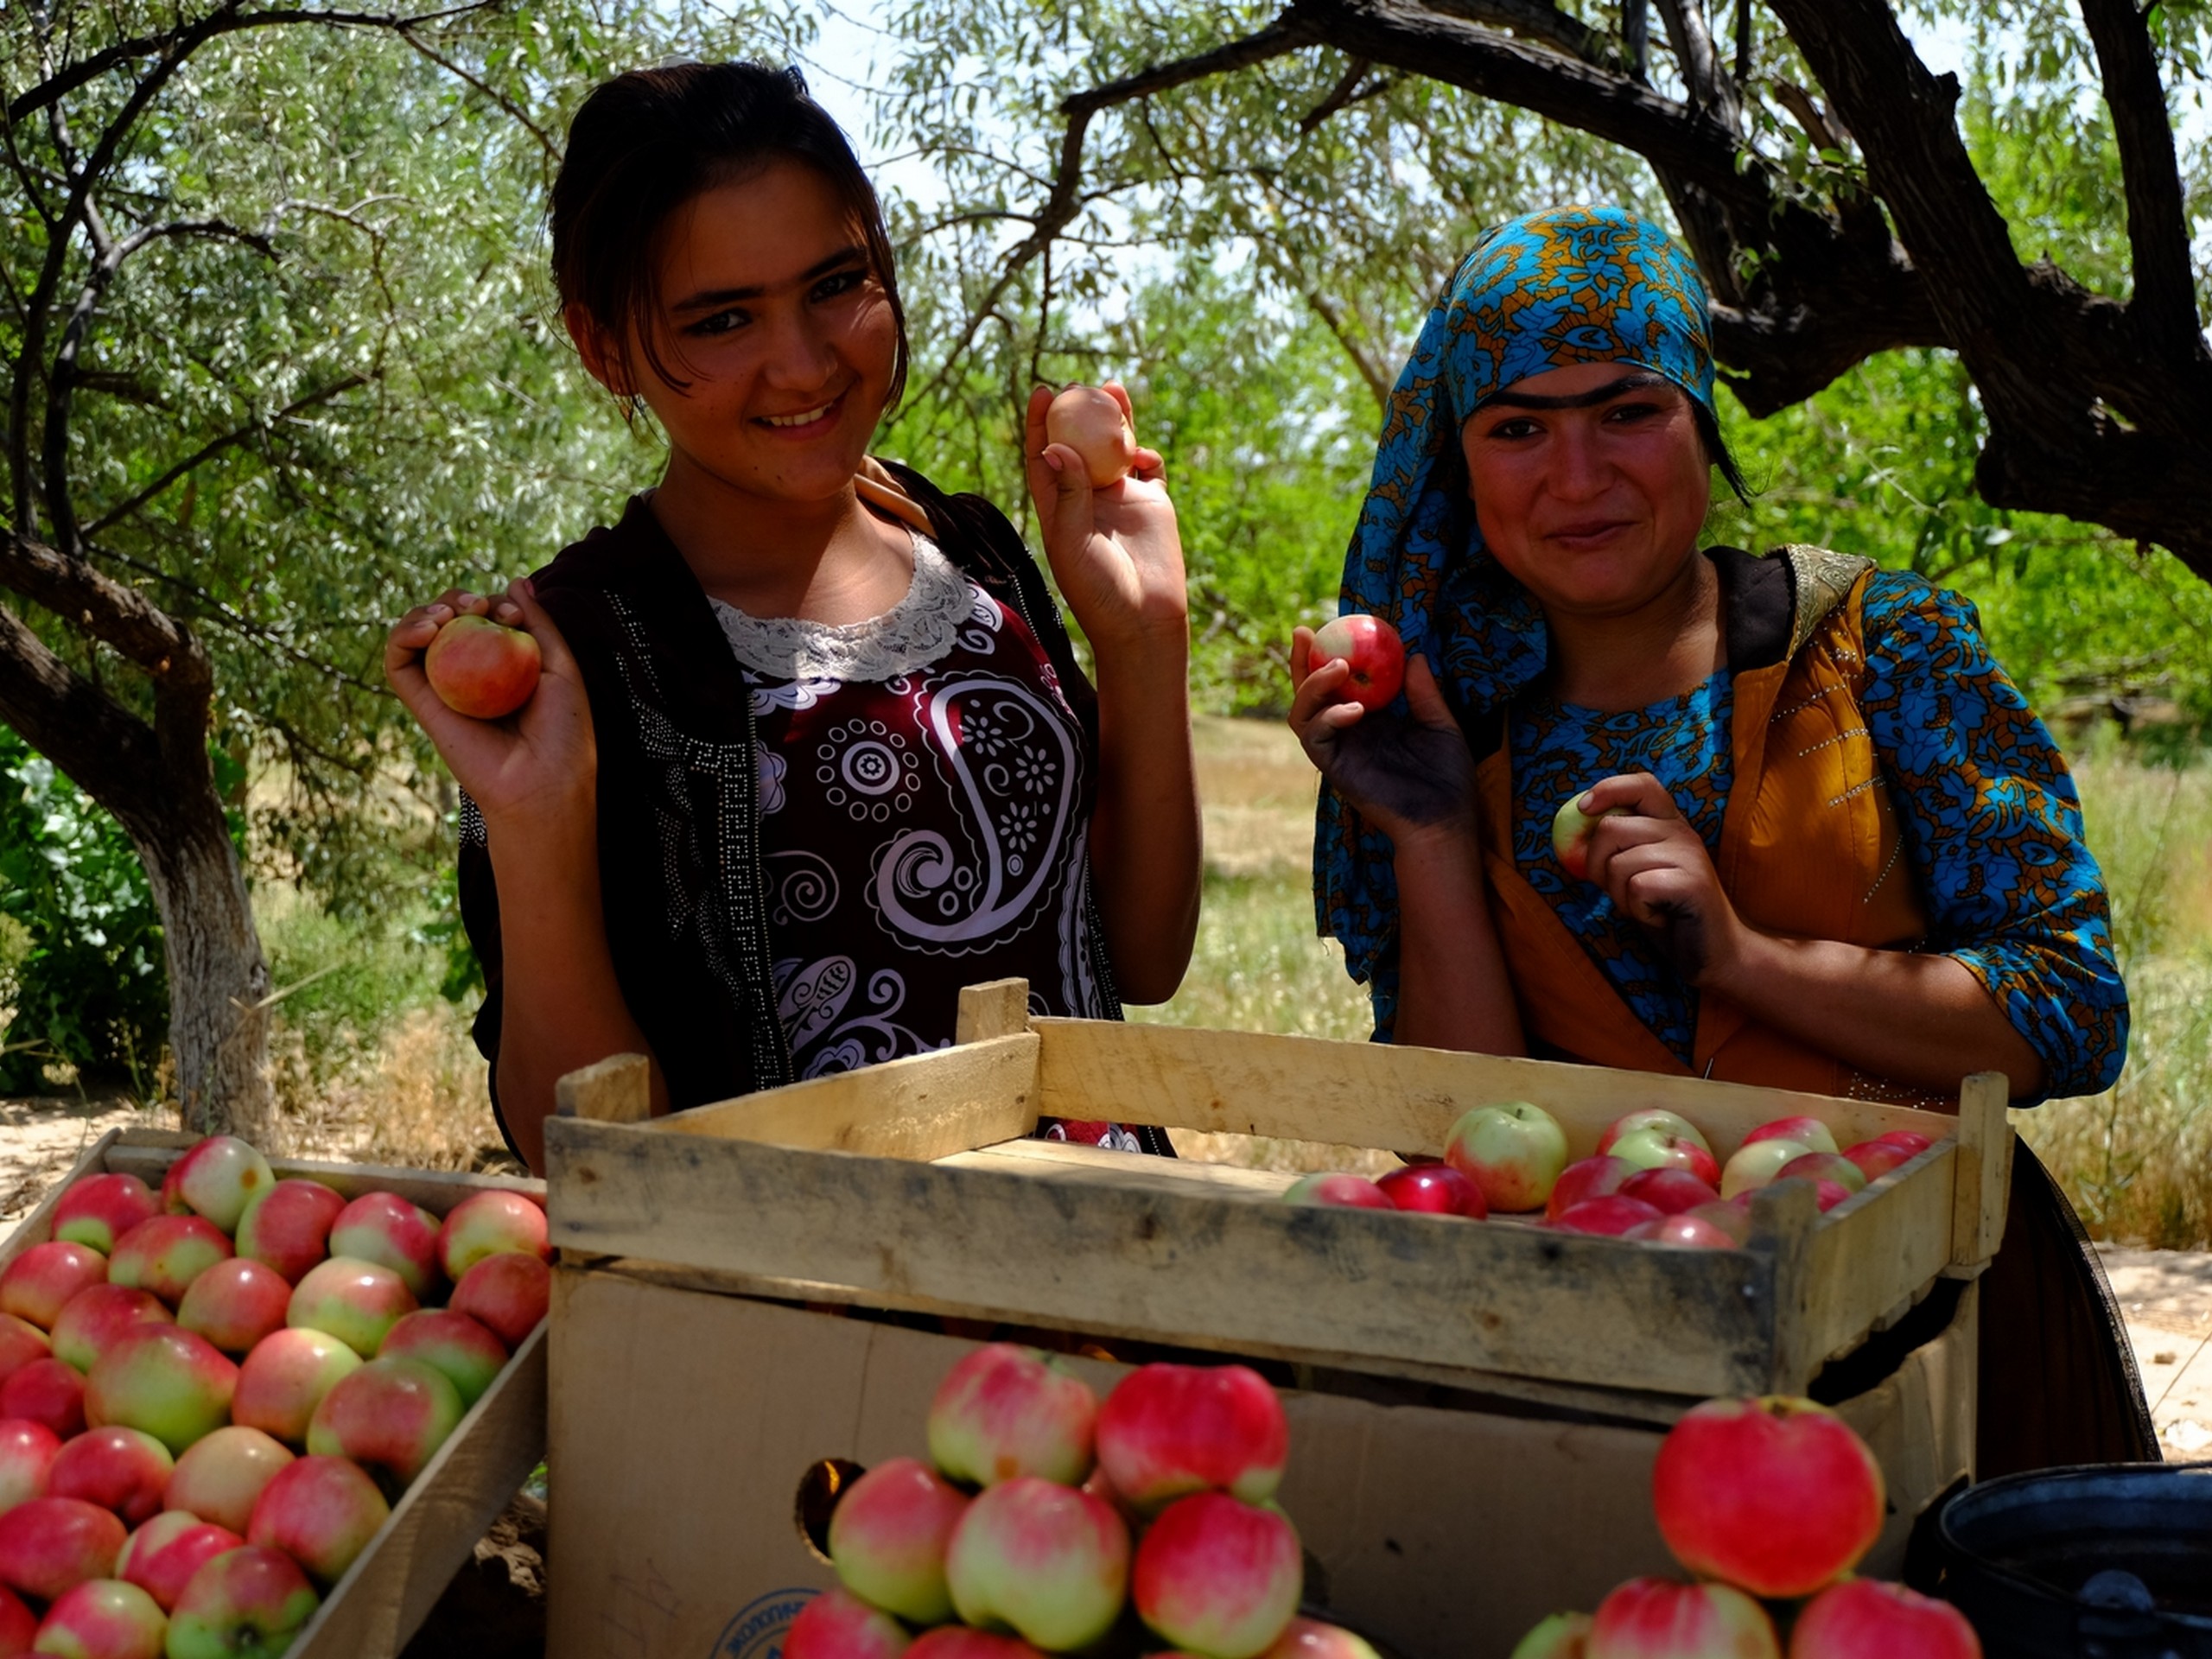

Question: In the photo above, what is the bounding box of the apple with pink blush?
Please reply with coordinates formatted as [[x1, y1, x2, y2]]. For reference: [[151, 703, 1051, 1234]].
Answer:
[[1842, 1135, 1930, 1184], [29, 1577, 168, 1659], [1508, 1611, 1592, 1659], [447, 1251, 548, 1351], [54, 1175, 162, 1257], [1546, 1156, 1635, 1222], [159, 1136, 274, 1236], [945, 1475, 1128, 1652], [1688, 1198, 1752, 1243], [782, 1586, 912, 1659], [1624, 1213, 1740, 1250], [163, 1427, 292, 1535], [1719, 1139, 1813, 1200], [84, 1328, 236, 1457], [927, 1344, 1096, 1489], [906, 1633, 1043, 1659], [287, 1257, 417, 1358], [231, 1330, 361, 1446], [46, 1428, 174, 1528], [1132, 1490, 1301, 1659], [1266, 1618, 1385, 1659], [826, 1455, 968, 1624], [1307, 614, 1406, 712], [0, 1317, 47, 1389], [105, 1217, 230, 1309], [378, 1311, 506, 1408], [1376, 1163, 1486, 1217], [1096, 1363, 1287, 1514], [307, 1356, 464, 1490], [0, 1497, 126, 1602], [1740, 1116, 1839, 1157], [1607, 1129, 1721, 1188], [1445, 1102, 1568, 1213], [232, 1181, 345, 1286], [1776, 1153, 1866, 1197], [114, 1513, 242, 1613], [245, 1455, 390, 1585], [163, 1544, 319, 1658], [175, 1261, 291, 1358], [0, 1418, 58, 1516], [435, 1191, 549, 1282], [0, 1585, 29, 1655], [327, 1193, 444, 1300], [1551, 1196, 1666, 1237], [424, 614, 543, 721], [0, 1243, 108, 1332], [3, 1358, 86, 1438], [1281, 1173, 1393, 1211], [1587, 1578, 1778, 1659], [1596, 1111, 1709, 1158], [1618, 1168, 1720, 1215], [1789, 1578, 1980, 1659], [52, 1288, 172, 1376]]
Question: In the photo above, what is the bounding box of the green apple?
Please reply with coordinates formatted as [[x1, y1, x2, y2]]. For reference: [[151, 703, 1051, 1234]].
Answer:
[[165, 1544, 319, 1657]]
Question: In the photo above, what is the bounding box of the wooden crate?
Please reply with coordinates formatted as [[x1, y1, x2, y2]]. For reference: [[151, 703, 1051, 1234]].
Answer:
[[2, 1128, 548, 1659], [546, 978, 2011, 1405]]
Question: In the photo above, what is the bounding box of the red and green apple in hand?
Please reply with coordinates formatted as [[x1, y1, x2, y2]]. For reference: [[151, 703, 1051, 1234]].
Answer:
[[1043, 385, 1138, 488], [1307, 615, 1406, 712], [423, 614, 542, 721], [1551, 794, 1633, 881]]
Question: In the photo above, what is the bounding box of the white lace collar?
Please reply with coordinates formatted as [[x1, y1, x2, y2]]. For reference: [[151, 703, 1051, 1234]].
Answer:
[[709, 533, 973, 683]]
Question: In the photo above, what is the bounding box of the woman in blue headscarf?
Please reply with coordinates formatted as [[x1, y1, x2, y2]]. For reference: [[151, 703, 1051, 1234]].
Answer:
[[1290, 205, 2147, 1471]]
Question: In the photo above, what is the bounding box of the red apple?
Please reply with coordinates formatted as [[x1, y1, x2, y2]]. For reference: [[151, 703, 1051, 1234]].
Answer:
[[446, 1252, 548, 1351], [945, 1476, 1129, 1652], [1446, 1102, 1569, 1213], [1788, 1577, 1980, 1659], [0, 1497, 126, 1602], [377, 1311, 506, 1408], [230, 1331, 361, 1446], [1597, 1112, 1710, 1157], [424, 613, 543, 720], [1873, 1130, 1933, 1154], [162, 1429, 291, 1537], [163, 1545, 318, 1658], [1546, 1156, 1636, 1222], [827, 1455, 968, 1624], [1375, 1164, 1487, 1218], [1841, 1141, 1917, 1184], [1551, 1197, 1666, 1236], [175, 1262, 290, 1360], [434, 1191, 550, 1282], [0, 1420, 59, 1516], [1651, 1395, 1884, 1599], [1551, 796, 1633, 881], [1096, 1363, 1287, 1514], [1741, 1116, 1839, 1156], [160, 1139, 274, 1236], [29, 1577, 167, 1659], [1688, 1199, 1753, 1243], [83, 1329, 237, 1456], [926, 1344, 1097, 1488], [53, 1177, 160, 1258], [1307, 614, 1406, 712], [232, 1182, 345, 1287], [1509, 1611, 1592, 1659], [906, 1634, 1042, 1659], [1043, 385, 1137, 488], [1775, 1153, 1866, 1196], [1624, 1214, 1741, 1250], [114, 1514, 242, 1614], [52, 1289, 173, 1376], [105, 1219, 230, 1310], [245, 1455, 389, 1586], [1618, 1168, 1722, 1215], [3, 1359, 86, 1439], [0, 1584, 29, 1655], [286, 1258, 416, 1358], [47, 1429, 174, 1529], [1588, 1578, 1778, 1659], [1266, 1619, 1385, 1659], [782, 1586, 911, 1659], [305, 1357, 464, 1490], [1608, 1130, 1722, 1188], [0, 1243, 108, 1332], [1132, 1491, 1301, 1659], [1719, 1139, 1813, 1201], [0, 1319, 47, 1391], [327, 1194, 442, 1301], [1281, 1173, 1393, 1211]]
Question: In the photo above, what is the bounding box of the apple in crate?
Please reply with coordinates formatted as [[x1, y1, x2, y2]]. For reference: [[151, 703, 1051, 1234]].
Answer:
[[1588, 1578, 1778, 1659], [0, 1497, 126, 1601], [1507, 1611, 1591, 1659], [164, 1428, 292, 1536], [945, 1476, 1129, 1651], [1742, 1116, 1838, 1157], [1596, 1111, 1709, 1157], [1547, 1156, 1634, 1222], [1133, 1491, 1301, 1659], [783, 1586, 912, 1659], [176, 1262, 291, 1358], [827, 1455, 968, 1624], [0, 1585, 29, 1654], [1266, 1619, 1383, 1659], [31, 1577, 167, 1659], [448, 1252, 549, 1350], [287, 1258, 417, 1358], [1281, 1173, 1392, 1211], [0, 1418, 58, 1513], [1550, 1197, 1664, 1237], [928, 1344, 1097, 1488], [437, 1191, 550, 1281], [161, 1137, 275, 1236], [47, 1428, 174, 1528], [908, 1633, 1045, 1659], [1790, 1578, 1981, 1659], [233, 1181, 346, 1286], [0, 1242, 109, 1332], [246, 1455, 391, 1586], [3, 1357, 86, 1438], [53, 1287, 172, 1375], [1688, 1199, 1752, 1243], [1608, 1129, 1721, 1189], [328, 1194, 444, 1300], [84, 1329, 236, 1457], [107, 1218, 231, 1309], [164, 1545, 318, 1659], [231, 1331, 361, 1446], [1719, 1139, 1813, 1201], [1306, 615, 1405, 712], [307, 1357, 464, 1491], [1618, 1169, 1720, 1215], [1651, 1395, 1884, 1599], [1841, 1140, 1916, 1184], [1096, 1363, 1287, 1513], [1446, 1103, 1567, 1213], [1375, 1163, 1485, 1217], [55, 1175, 162, 1257], [1624, 1214, 1739, 1250], [0, 1315, 48, 1387], [114, 1514, 242, 1614], [378, 1311, 507, 1408]]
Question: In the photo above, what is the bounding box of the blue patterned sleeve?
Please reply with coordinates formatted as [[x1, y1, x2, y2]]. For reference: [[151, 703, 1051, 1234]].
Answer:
[[1858, 572, 2127, 1100]]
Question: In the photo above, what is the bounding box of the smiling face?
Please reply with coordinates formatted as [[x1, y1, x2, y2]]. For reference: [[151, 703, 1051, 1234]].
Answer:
[[567, 158, 899, 507], [1459, 361, 1714, 619]]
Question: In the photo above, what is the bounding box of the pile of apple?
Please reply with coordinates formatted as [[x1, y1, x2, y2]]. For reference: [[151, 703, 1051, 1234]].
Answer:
[[1285, 1103, 1933, 1249], [0, 1135, 550, 1656], [789, 1344, 1375, 1659], [1510, 1394, 1979, 1658]]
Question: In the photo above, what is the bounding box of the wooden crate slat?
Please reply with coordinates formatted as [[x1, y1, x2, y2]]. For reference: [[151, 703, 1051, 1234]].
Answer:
[[1950, 1072, 2016, 1270], [1788, 1147, 1957, 1387], [937, 1136, 1299, 1198], [92, 1141, 543, 1218], [546, 1118, 1783, 1397]]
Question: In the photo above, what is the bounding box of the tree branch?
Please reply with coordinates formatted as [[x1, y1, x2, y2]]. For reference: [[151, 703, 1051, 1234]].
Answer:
[[0, 600, 162, 823], [396, 24, 561, 162], [1416, 0, 1611, 64], [1299, 55, 1376, 131], [2078, 0, 2203, 357], [1656, 0, 1738, 129]]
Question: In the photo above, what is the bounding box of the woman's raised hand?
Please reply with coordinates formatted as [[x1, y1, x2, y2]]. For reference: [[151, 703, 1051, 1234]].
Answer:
[[385, 580, 597, 840], [1288, 631, 1478, 846], [1023, 383, 1188, 655], [1577, 771, 1746, 986]]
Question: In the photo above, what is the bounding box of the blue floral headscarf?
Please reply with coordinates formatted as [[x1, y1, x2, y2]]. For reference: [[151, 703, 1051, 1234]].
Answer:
[[1313, 204, 1718, 1022]]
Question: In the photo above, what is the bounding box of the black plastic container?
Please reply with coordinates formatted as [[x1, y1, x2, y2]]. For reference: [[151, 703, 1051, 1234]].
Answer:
[[1932, 1464, 2212, 1658]]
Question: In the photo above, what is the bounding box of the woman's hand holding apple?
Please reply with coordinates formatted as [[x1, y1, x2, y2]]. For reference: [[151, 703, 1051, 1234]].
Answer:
[[1287, 629, 1478, 850], [1574, 771, 1749, 988]]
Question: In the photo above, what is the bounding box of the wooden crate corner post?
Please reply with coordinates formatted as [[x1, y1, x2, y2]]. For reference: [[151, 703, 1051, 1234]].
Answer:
[[555, 1052, 652, 1125], [1948, 1071, 2014, 1276], [956, 979, 1032, 1046], [1748, 1178, 1823, 1395]]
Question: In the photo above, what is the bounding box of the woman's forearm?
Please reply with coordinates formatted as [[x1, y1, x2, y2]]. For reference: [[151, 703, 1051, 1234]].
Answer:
[[1705, 930, 2044, 1099], [1086, 632, 1202, 1005], [1392, 829, 1527, 1056]]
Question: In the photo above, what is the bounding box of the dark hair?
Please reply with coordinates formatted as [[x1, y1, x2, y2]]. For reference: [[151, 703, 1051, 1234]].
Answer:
[[550, 61, 910, 415], [1690, 400, 1751, 505]]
